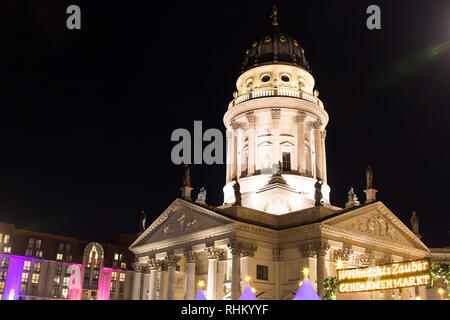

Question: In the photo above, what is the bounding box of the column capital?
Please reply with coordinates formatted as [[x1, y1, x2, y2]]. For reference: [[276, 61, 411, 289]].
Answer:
[[353, 253, 374, 266], [148, 258, 163, 270], [132, 262, 145, 273], [332, 248, 353, 262], [240, 243, 257, 257], [230, 119, 242, 130], [316, 243, 331, 256], [245, 111, 257, 124], [271, 108, 281, 120], [295, 111, 307, 123], [312, 120, 323, 130], [205, 246, 225, 260], [272, 247, 283, 261], [227, 240, 242, 255], [300, 244, 317, 258], [184, 250, 198, 263], [165, 253, 180, 267]]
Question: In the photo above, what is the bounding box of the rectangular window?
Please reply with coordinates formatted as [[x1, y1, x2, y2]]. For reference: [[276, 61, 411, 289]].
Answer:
[[31, 273, 40, 284], [1, 258, 9, 269], [110, 281, 116, 292], [25, 249, 33, 256], [0, 270, 7, 281], [55, 264, 62, 275], [114, 253, 119, 261], [119, 273, 126, 282], [3, 246, 11, 253], [0, 281, 5, 293], [62, 288, 69, 299], [58, 243, 64, 252], [256, 265, 269, 281], [282, 152, 291, 171], [35, 250, 43, 258], [20, 283, 27, 294], [65, 244, 71, 253], [3, 234, 10, 244], [56, 253, 63, 261], [23, 261, 31, 271], [21, 272, 29, 283], [33, 262, 41, 273], [0, 234, 2, 243], [35, 239, 41, 249], [63, 277, 70, 287], [120, 262, 126, 269], [28, 239, 35, 248], [111, 272, 117, 281], [53, 276, 60, 286]]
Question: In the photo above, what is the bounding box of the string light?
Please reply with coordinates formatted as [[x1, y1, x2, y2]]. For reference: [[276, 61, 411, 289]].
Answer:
[[336, 258, 344, 269], [437, 288, 445, 296], [251, 287, 256, 294], [302, 267, 310, 278], [197, 280, 205, 289], [298, 280, 303, 287], [415, 296, 421, 300], [245, 275, 252, 284]]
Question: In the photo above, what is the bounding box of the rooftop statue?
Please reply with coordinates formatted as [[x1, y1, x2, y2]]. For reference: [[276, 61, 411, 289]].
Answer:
[[314, 179, 323, 207], [366, 165, 374, 189], [196, 187, 207, 205]]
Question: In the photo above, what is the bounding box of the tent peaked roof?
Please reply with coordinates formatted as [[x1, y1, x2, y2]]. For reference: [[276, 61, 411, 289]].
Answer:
[[195, 289, 207, 300], [239, 284, 258, 300], [292, 277, 321, 300]]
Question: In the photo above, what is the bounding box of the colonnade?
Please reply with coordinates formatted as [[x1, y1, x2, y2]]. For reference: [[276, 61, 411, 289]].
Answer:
[[225, 109, 327, 184]]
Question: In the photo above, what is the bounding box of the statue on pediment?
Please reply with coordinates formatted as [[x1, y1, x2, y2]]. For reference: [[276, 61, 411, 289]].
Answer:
[[410, 211, 420, 236], [366, 165, 374, 189], [139, 210, 146, 232]]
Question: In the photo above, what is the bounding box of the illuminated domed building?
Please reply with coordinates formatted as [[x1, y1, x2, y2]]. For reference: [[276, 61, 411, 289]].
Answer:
[[129, 7, 447, 300]]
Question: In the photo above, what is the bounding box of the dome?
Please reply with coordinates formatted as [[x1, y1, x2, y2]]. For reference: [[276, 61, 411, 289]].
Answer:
[[241, 7, 311, 73]]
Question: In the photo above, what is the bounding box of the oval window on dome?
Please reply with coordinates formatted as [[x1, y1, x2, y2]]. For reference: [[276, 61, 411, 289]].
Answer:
[[246, 78, 253, 88], [281, 74, 290, 82], [261, 74, 271, 83], [293, 40, 299, 47], [280, 35, 287, 43], [252, 41, 257, 47], [264, 36, 271, 43]]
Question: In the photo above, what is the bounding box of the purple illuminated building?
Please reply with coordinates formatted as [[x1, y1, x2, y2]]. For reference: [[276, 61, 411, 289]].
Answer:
[[0, 222, 136, 300]]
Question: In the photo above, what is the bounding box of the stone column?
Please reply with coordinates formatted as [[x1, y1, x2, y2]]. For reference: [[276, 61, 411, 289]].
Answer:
[[165, 254, 180, 300], [312, 121, 323, 180], [216, 258, 226, 300], [148, 259, 162, 300], [184, 251, 197, 300], [271, 109, 281, 167], [231, 120, 239, 180], [272, 247, 283, 300], [131, 263, 143, 300], [295, 111, 307, 174], [315, 243, 330, 298], [240, 243, 257, 290], [205, 246, 225, 300], [300, 245, 317, 289], [305, 125, 313, 176], [226, 130, 233, 184], [227, 241, 242, 300], [246, 111, 257, 175], [320, 130, 327, 183], [142, 267, 151, 300], [157, 262, 167, 300]]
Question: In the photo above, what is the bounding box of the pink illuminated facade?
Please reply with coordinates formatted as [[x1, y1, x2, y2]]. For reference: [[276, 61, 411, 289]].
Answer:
[[0, 223, 135, 300]]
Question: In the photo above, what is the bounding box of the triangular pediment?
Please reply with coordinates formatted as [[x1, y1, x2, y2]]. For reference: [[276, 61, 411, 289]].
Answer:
[[323, 202, 429, 252], [129, 198, 235, 250]]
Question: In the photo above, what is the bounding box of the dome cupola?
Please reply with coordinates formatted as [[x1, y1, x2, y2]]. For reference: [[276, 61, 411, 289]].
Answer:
[[241, 6, 311, 73]]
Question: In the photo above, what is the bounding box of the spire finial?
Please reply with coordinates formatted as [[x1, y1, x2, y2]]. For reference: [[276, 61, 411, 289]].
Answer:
[[270, 5, 279, 27]]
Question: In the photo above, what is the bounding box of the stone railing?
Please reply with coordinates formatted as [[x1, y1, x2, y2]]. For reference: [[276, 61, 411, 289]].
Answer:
[[228, 87, 324, 109]]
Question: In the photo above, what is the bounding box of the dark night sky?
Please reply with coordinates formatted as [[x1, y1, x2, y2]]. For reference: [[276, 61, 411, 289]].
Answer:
[[0, 0, 448, 247]]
